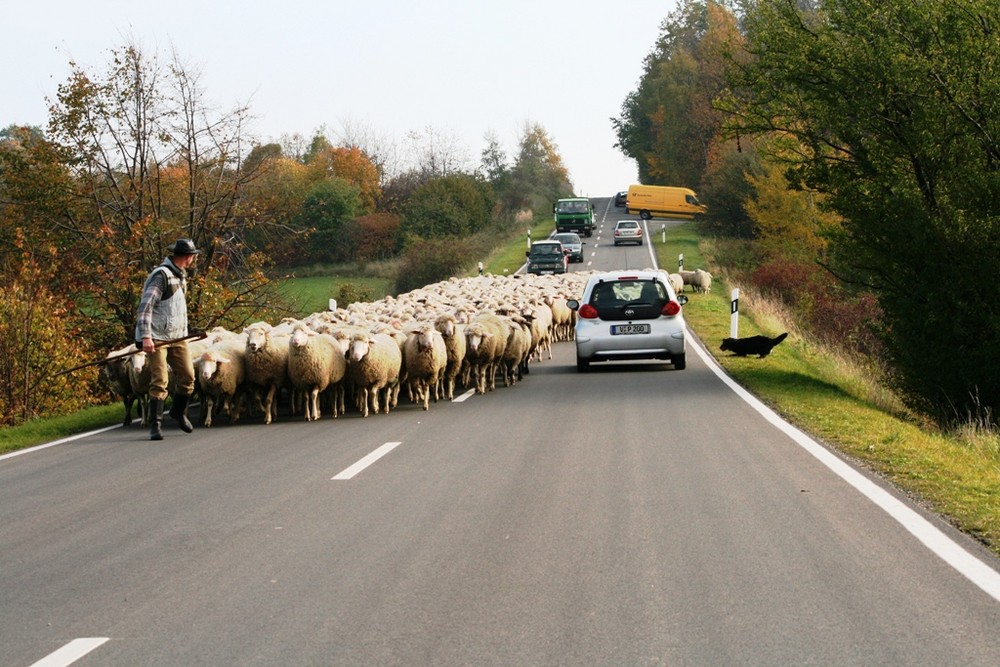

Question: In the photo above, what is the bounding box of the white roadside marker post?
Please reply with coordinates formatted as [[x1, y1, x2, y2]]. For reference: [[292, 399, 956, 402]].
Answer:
[[730, 288, 740, 339]]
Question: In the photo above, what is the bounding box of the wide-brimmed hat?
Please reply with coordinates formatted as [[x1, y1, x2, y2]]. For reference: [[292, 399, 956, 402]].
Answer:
[[168, 238, 200, 256]]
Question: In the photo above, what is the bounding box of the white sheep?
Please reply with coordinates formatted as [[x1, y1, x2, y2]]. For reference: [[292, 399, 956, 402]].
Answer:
[[287, 324, 346, 421], [500, 315, 532, 386], [694, 269, 713, 294], [546, 296, 574, 342], [194, 336, 247, 428], [523, 301, 554, 362], [678, 270, 698, 292], [346, 332, 402, 417], [464, 312, 510, 395], [433, 312, 466, 400], [244, 322, 290, 425], [667, 273, 685, 295], [402, 324, 448, 410]]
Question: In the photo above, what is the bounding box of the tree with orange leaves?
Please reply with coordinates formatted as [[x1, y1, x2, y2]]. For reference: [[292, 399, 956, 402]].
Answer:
[[306, 144, 381, 213]]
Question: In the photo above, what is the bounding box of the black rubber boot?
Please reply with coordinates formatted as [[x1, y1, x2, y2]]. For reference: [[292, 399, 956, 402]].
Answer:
[[169, 393, 194, 433], [149, 398, 165, 441]]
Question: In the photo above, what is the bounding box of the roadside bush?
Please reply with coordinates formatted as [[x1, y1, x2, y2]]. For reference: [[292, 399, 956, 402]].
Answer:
[[336, 282, 376, 308], [351, 212, 400, 262], [750, 256, 882, 359], [398, 174, 495, 243], [394, 235, 483, 293], [0, 258, 103, 427]]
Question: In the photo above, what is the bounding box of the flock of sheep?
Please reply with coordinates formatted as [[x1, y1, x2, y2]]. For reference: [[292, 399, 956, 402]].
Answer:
[[102, 267, 713, 429]]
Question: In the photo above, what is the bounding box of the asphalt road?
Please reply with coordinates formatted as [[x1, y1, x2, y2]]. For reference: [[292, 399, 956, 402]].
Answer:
[[4, 200, 1000, 666]]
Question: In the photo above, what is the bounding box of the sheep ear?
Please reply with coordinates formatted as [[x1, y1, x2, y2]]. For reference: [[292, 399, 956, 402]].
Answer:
[[218, 357, 230, 365]]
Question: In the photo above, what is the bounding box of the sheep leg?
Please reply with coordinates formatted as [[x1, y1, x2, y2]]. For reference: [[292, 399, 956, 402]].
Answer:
[[204, 395, 215, 428], [310, 387, 321, 421], [263, 385, 277, 424], [357, 387, 369, 417]]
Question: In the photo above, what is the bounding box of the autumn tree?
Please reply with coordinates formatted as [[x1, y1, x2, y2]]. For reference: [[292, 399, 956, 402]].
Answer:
[[240, 151, 314, 265], [505, 122, 572, 212], [45, 42, 280, 341], [613, 0, 738, 188], [728, 0, 1000, 425], [306, 143, 382, 213]]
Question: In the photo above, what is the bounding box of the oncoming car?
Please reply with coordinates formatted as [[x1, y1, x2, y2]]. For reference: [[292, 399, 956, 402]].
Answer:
[[568, 270, 688, 371], [525, 240, 568, 275], [552, 232, 584, 263], [613, 219, 643, 246]]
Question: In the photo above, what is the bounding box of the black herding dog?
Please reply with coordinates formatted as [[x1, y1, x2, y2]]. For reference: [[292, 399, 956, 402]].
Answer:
[[720, 332, 788, 358]]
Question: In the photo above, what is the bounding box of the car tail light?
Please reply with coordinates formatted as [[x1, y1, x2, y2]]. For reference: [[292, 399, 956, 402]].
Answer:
[[661, 301, 681, 317], [578, 304, 599, 319]]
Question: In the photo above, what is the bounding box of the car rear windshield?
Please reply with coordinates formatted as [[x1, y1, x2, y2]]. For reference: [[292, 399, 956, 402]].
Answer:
[[589, 280, 667, 320]]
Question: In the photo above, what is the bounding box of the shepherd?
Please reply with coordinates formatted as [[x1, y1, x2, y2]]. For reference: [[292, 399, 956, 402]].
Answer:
[[136, 238, 200, 440]]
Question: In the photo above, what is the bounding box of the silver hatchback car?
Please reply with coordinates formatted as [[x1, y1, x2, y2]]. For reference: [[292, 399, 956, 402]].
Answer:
[[613, 219, 643, 246], [568, 270, 688, 371]]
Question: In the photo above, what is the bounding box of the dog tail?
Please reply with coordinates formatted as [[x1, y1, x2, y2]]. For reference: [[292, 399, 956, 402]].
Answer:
[[772, 332, 788, 345]]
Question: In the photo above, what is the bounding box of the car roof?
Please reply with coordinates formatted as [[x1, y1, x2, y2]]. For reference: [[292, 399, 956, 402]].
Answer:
[[588, 269, 665, 283], [615, 220, 639, 225], [531, 240, 563, 247], [553, 232, 580, 240]]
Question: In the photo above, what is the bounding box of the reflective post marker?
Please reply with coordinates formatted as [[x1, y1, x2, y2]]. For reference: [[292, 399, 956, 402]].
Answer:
[[678, 253, 684, 272], [661, 224, 666, 244], [730, 288, 740, 338]]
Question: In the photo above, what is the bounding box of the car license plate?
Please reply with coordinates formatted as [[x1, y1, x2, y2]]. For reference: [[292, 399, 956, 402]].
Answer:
[[611, 324, 650, 335], [541, 270, 554, 275]]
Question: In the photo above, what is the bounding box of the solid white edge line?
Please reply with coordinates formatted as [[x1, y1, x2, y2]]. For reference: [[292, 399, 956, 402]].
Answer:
[[686, 328, 1000, 603], [332, 441, 402, 480], [0, 424, 125, 462], [29, 638, 110, 667]]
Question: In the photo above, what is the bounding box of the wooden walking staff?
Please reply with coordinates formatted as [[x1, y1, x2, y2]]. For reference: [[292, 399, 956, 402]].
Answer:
[[50, 330, 208, 378]]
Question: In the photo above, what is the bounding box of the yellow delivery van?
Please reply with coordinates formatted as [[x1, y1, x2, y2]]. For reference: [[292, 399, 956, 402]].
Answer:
[[626, 185, 707, 220]]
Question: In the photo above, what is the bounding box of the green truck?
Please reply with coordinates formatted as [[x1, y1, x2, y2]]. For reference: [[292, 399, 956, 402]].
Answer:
[[553, 198, 595, 237]]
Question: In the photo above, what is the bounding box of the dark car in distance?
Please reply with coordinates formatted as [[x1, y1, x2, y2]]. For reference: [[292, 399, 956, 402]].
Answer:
[[614, 191, 627, 207], [525, 240, 568, 275]]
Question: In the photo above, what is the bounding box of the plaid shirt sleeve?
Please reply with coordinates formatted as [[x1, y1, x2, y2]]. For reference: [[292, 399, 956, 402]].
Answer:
[[135, 270, 165, 341]]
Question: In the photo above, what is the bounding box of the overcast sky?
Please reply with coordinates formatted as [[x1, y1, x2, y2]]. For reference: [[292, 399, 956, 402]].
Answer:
[[3, 1, 677, 198]]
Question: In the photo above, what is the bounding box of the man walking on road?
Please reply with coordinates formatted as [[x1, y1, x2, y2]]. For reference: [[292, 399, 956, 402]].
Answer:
[[135, 238, 200, 441]]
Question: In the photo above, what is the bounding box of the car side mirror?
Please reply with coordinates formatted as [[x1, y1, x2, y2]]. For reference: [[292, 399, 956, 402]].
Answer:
[[567, 299, 580, 311], [677, 295, 689, 305], [525, 251, 530, 258]]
